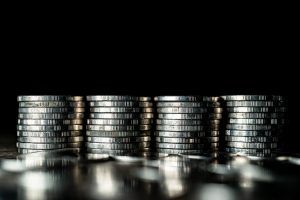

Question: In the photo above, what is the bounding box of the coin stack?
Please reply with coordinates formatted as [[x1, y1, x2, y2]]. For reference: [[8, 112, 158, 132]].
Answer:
[[86, 95, 151, 156], [17, 96, 85, 154], [222, 95, 287, 157], [154, 96, 222, 155]]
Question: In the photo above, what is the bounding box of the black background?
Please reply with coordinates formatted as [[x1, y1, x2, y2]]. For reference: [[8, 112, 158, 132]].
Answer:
[[1, 13, 298, 153]]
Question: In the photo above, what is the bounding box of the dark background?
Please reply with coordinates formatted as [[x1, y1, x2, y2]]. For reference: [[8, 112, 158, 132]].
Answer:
[[1, 12, 298, 153]]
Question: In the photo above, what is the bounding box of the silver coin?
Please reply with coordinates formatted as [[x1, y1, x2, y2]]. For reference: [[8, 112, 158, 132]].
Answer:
[[158, 113, 206, 120], [225, 147, 276, 154], [156, 137, 219, 143], [86, 136, 151, 143], [87, 119, 139, 125], [19, 101, 67, 107], [16, 142, 67, 149], [86, 142, 150, 149], [155, 131, 219, 137], [156, 125, 219, 131], [225, 129, 282, 137], [18, 113, 67, 119], [85, 153, 110, 160], [89, 101, 137, 107], [17, 148, 44, 154], [157, 143, 204, 149], [156, 148, 204, 154], [221, 95, 285, 101], [90, 107, 140, 113], [17, 125, 83, 131], [18, 119, 84, 125], [138, 102, 153, 107], [226, 142, 278, 149], [225, 136, 279, 142], [156, 119, 218, 126], [17, 131, 83, 137], [18, 107, 68, 113], [138, 97, 152, 101], [89, 113, 138, 119], [67, 125, 84, 131], [67, 96, 84, 101], [228, 152, 277, 158], [157, 107, 208, 113], [227, 112, 286, 119], [86, 125, 138, 131], [156, 102, 209, 107], [225, 101, 286, 107], [17, 95, 66, 102], [226, 124, 284, 131], [226, 107, 287, 113], [154, 96, 215, 102], [87, 95, 138, 101], [86, 148, 140, 154], [228, 118, 286, 124], [86, 131, 150, 137], [17, 136, 84, 143]]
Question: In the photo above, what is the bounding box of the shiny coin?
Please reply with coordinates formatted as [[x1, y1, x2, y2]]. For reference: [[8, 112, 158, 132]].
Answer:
[[18, 113, 67, 119], [154, 96, 216, 102], [89, 113, 138, 119], [90, 107, 140, 113], [85, 153, 110, 160], [68, 101, 85, 107], [86, 131, 150, 137], [139, 113, 154, 119], [86, 125, 138, 131], [226, 124, 284, 130], [156, 125, 219, 131], [138, 97, 152, 101], [86, 142, 150, 149], [225, 136, 279, 142], [19, 101, 67, 107], [225, 147, 275, 154], [156, 119, 219, 126], [17, 136, 84, 143], [221, 95, 285, 101], [155, 131, 219, 137], [17, 95, 66, 101], [18, 119, 84, 125], [156, 148, 204, 154], [225, 129, 282, 137], [156, 102, 210, 107], [158, 113, 206, 120], [86, 148, 140, 154], [68, 107, 85, 113], [138, 119, 154, 125], [139, 124, 152, 131], [228, 118, 286, 124], [226, 142, 278, 149], [16, 142, 67, 149], [139, 107, 153, 113], [89, 101, 137, 107], [68, 113, 85, 119], [156, 137, 219, 143], [157, 107, 208, 113], [87, 119, 139, 125], [226, 101, 286, 107], [65, 142, 84, 148], [226, 107, 287, 113], [17, 148, 44, 154], [17, 125, 83, 131], [227, 112, 286, 119], [18, 107, 68, 113], [17, 131, 83, 137], [86, 136, 151, 143], [87, 95, 138, 101], [67, 96, 84, 101], [157, 143, 204, 149], [138, 102, 153, 107]]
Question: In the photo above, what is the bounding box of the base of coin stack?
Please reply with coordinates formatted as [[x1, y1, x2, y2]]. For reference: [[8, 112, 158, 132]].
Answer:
[[222, 95, 287, 158], [17, 96, 85, 154], [154, 96, 222, 157], [86, 96, 153, 157]]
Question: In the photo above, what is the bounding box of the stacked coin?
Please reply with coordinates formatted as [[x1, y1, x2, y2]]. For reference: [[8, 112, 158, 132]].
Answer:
[[86, 95, 151, 156], [17, 96, 85, 154], [154, 96, 222, 155], [222, 95, 287, 157]]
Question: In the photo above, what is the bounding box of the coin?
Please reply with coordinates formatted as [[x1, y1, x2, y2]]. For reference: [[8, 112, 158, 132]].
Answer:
[[139, 108, 153, 113], [225, 129, 282, 136], [89, 101, 137, 107], [156, 137, 219, 143], [86, 148, 140, 154], [225, 147, 276, 154], [225, 136, 279, 142], [18, 119, 84, 125], [19, 101, 67, 107], [156, 148, 204, 154], [17, 95, 66, 101], [138, 97, 152, 101], [87, 95, 138, 101], [138, 119, 154, 125], [17, 131, 83, 137], [158, 113, 206, 120], [86, 142, 150, 149], [156, 119, 215, 125], [86, 125, 138, 131], [87, 119, 139, 125], [157, 107, 208, 113], [226, 107, 286, 113], [156, 102, 209, 107], [90, 107, 140, 113], [227, 113, 286, 119], [226, 124, 283, 130], [139, 113, 154, 119], [228, 118, 286, 124], [221, 95, 285, 101], [86, 136, 151, 143], [67, 96, 84, 101], [68, 107, 85, 113], [154, 131, 219, 137], [17, 136, 84, 143], [18, 113, 67, 119], [17, 125, 83, 131], [156, 125, 219, 131], [86, 131, 150, 137], [226, 142, 278, 149], [18, 107, 68, 113], [156, 143, 204, 149], [68, 113, 85, 119], [89, 113, 138, 119], [225, 101, 286, 107], [16, 142, 67, 149], [138, 102, 153, 107]]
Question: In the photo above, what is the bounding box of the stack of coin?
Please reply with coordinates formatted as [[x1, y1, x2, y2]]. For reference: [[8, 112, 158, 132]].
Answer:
[[222, 95, 287, 157], [86, 95, 151, 156], [17, 96, 85, 154], [154, 96, 221, 155]]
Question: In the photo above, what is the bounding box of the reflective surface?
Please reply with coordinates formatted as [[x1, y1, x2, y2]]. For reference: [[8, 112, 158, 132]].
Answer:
[[1, 146, 300, 199]]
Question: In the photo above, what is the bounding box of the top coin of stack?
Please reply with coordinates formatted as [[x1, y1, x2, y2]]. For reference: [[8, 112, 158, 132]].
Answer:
[[154, 96, 221, 156], [17, 95, 85, 154], [86, 95, 151, 156], [222, 95, 287, 158]]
